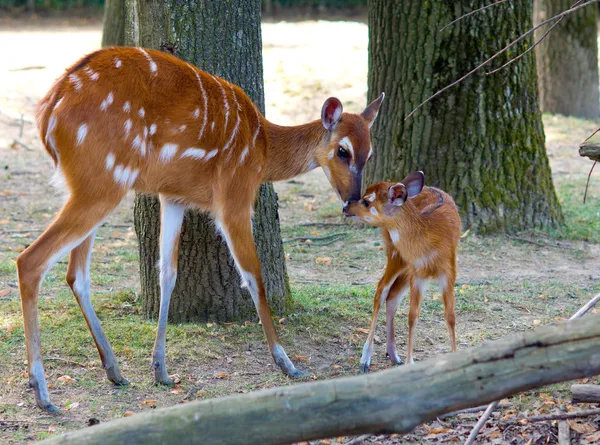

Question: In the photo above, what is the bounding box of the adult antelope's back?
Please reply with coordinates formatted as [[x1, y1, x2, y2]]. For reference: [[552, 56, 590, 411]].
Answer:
[[20, 46, 385, 412]]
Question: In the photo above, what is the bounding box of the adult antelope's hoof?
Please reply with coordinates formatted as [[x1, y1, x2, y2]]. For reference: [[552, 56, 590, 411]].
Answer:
[[39, 402, 61, 414], [359, 362, 370, 374], [106, 367, 129, 386], [386, 352, 405, 366], [288, 368, 310, 378]]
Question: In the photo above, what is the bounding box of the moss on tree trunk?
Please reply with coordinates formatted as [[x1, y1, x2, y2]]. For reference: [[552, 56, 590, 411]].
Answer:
[[124, 0, 291, 322], [534, 0, 599, 119], [364, 0, 563, 234]]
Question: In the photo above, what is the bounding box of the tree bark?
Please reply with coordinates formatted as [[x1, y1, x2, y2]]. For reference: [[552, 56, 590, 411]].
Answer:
[[365, 0, 563, 234], [41, 314, 600, 445], [101, 0, 125, 48], [124, 0, 291, 322], [534, 0, 600, 119]]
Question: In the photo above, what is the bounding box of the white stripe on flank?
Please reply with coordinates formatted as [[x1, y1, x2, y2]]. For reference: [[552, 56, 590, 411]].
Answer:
[[46, 115, 57, 139], [252, 105, 261, 147], [239, 146, 249, 165], [105, 153, 115, 170], [338, 136, 354, 158], [123, 101, 131, 113], [100, 92, 114, 111], [180, 148, 206, 160], [159, 143, 178, 163], [124, 119, 132, 137], [212, 75, 229, 131], [204, 149, 218, 161], [69, 73, 82, 91], [138, 48, 157, 74], [53, 97, 64, 111], [191, 67, 209, 141], [76, 124, 88, 145], [222, 84, 241, 151]]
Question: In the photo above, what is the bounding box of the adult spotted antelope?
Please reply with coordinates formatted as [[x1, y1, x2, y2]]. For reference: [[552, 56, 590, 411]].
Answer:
[[19, 47, 384, 412], [343, 172, 461, 373]]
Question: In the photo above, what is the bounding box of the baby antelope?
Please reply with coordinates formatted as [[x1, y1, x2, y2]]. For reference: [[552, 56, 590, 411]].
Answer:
[[344, 171, 461, 373]]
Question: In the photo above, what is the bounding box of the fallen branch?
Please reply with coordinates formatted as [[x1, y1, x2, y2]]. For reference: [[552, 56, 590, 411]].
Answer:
[[579, 142, 600, 162], [438, 403, 510, 420], [506, 235, 576, 251], [501, 407, 600, 424], [41, 314, 600, 445], [283, 232, 348, 244], [572, 384, 600, 403], [569, 293, 600, 319], [343, 434, 373, 445]]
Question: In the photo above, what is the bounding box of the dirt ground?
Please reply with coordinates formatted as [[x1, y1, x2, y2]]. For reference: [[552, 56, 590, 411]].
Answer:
[[1, 17, 600, 445]]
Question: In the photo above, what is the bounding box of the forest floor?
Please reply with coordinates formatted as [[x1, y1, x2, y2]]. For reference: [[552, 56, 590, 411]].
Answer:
[[1, 18, 600, 445]]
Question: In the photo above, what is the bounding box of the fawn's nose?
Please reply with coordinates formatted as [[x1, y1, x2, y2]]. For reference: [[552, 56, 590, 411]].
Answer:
[[342, 201, 356, 217]]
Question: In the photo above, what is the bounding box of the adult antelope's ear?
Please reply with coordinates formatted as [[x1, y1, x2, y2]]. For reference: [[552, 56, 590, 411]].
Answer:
[[361, 92, 385, 128], [321, 97, 343, 131], [400, 171, 425, 198], [388, 183, 407, 207]]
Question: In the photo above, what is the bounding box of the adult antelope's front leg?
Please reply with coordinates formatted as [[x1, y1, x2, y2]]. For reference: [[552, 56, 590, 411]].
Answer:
[[66, 231, 127, 385], [152, 196, 186, 385], [216, 205, 306, 377]]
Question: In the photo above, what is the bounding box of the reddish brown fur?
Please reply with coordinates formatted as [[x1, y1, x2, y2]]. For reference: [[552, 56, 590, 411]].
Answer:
[[345, 173, 461, 370], [20, 47, 385, 411]]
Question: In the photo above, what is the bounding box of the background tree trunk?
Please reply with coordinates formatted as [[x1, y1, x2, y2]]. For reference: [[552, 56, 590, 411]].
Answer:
[[124, 0, 291, 322], [364, 0, 563, 234], [101, 0, 125, 47], [534, 0, 599, 119]]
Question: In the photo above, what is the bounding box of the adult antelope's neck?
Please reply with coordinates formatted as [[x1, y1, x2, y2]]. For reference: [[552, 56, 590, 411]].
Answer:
[[263, 119, 328, 182]]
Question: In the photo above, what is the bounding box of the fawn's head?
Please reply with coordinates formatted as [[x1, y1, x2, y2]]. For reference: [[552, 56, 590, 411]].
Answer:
[[343, 171, 425, 226], [316, 93, 385, 205]]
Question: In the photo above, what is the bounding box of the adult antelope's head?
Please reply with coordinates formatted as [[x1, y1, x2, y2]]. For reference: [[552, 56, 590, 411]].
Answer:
[[316, 93, 385, 207]]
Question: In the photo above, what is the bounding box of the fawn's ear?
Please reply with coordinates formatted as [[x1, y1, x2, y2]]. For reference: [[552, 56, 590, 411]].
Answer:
[[401, 171, 425, 198], [321, 97, 343, 131], [361, 92, 385, 128], [388, 183, 408, 207]]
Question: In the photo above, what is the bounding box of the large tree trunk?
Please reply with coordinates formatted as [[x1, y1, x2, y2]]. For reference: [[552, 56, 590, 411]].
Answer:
[[41, 314, 600, 445], [534, 0, 600, 119], [365, 0, 563, 234], [124, 0, 291, 322], [101, 0, 125, 48]]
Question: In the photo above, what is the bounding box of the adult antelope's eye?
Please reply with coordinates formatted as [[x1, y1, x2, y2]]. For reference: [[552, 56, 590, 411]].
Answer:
[[337, 146, 349, 159], [362, 200, 370, 207]]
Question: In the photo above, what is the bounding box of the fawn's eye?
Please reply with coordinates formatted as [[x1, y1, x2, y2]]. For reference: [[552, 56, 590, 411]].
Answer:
[[337, 146, 350, 160], [362, 200, 370, 207]]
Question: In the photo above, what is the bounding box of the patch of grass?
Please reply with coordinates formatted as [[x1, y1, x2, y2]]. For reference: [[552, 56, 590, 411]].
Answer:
[[549, 177, 600, 242], [0, 259, 16, 274]]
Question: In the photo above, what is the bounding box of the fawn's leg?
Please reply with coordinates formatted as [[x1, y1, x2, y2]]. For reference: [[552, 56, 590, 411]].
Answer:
[[406, 276, 428, 364], [17, 195, 123, 412], [215, 204, 306, 377], [152, 196, 186, 385], [359, 262, 405, 373], [66, 230, 127, 385], [439, 264, 457, 353], [385, 272, 409, 365]]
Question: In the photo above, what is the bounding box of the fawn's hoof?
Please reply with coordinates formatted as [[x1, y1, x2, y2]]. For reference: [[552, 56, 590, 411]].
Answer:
[[359, 362, 370, 374]]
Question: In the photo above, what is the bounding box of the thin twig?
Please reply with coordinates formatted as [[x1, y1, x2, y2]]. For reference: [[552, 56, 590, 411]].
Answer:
[[501, 407, 600, 424], [439, 403, 510, 419], [11, 139, 34, 151], [464, 401, 498, 445], [506, 235, 575, 250], [283, 232, 348, 244], [440, 0, 510, 32], [569, 293, 600, 320], [343, 434, 373, 445], [46, 357, 88, 368], [584, 161, 597, 204], [406, 0, 600, 120], [297, 222, 347, 227]]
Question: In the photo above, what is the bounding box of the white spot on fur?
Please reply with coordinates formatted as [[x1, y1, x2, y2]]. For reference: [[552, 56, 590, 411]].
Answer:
[[115, 58, 122, 68], [138, 107, 145, 118], [414, 250, 438, 269], [131, 135, 146, 156], [100, 92, 114, 111], [69, 73, 82, 91], [160, 143, 178, 163], [84, 66, 99, 81], [211, 121, 215, 131], [328, 149, 335, 160], [149, 123, 157, 136], [76, 124, 88, 145], [364, 216, 375, 223], [181, 148, 206, 160], [124, 119, 132, 137], [144, 127, 148, 138], [389, 230, 400, 243], [193, 108, 200, 119], [369, 207, 378, 216], [204, 149, 218, 161], [105, 153, 115, 170], [178, 125, 186, 133], [113, 165, 139, 188], [123, 101, 131, 113]]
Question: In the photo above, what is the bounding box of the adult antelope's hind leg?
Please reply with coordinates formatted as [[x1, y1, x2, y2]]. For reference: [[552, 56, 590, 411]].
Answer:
[[215, 205, 306, 378], [152, 196, 186, 385], [17, 195, 123, 412], [66, 231, 127, 385]]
